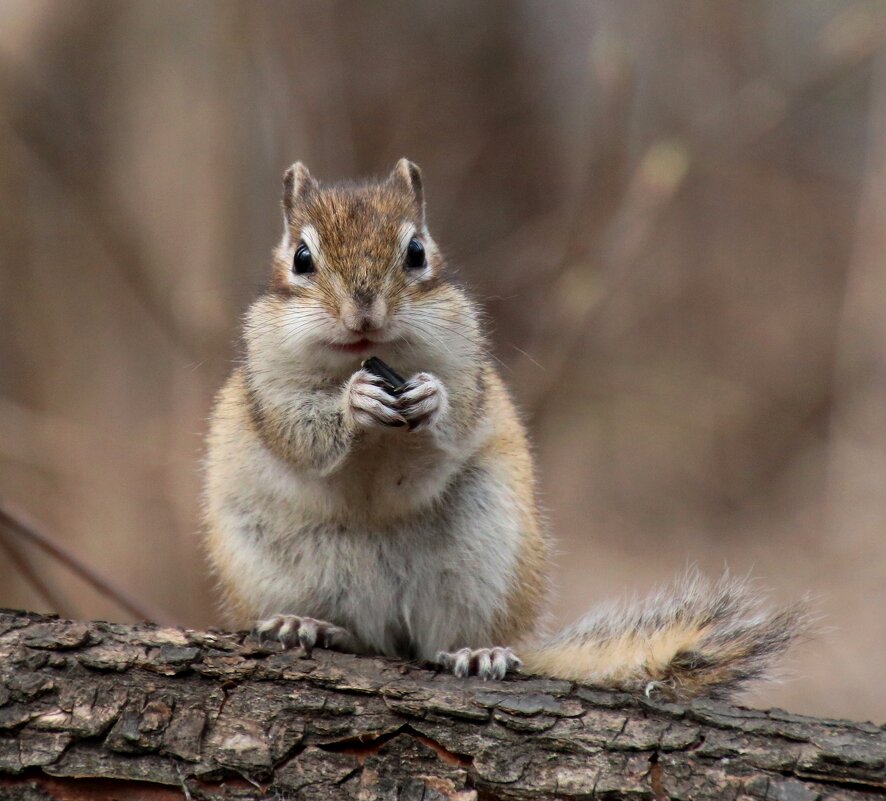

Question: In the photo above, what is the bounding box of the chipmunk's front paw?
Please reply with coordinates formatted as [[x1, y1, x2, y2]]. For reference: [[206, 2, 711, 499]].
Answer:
[[256, 614, 353, 657], [435, 646, 522, 680], [345, 369, 407, 429], [398, 372, 449, 431]]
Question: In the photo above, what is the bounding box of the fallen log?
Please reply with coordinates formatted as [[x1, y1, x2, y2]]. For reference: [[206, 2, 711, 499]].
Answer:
[[0, 609, 882, 800]]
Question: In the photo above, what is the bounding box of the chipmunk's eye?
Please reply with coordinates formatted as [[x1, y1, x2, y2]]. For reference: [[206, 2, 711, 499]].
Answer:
[[293, 243, 314, 275], [405, 238, 426, 270]]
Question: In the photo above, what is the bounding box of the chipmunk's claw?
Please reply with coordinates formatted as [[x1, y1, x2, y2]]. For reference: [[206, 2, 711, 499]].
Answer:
[[256, 614, 353, 657], [346, 369, 407, 429], [398, 372, 448, 431], [435, 646, 521, 680]]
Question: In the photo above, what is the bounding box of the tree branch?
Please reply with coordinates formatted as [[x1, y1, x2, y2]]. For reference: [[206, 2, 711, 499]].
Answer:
[[0, 609, 882, 800]]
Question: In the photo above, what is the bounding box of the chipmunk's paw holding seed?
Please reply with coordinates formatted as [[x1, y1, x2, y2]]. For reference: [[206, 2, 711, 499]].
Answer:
[[344, 369, 407, 429], [398, 372, 448, 431]]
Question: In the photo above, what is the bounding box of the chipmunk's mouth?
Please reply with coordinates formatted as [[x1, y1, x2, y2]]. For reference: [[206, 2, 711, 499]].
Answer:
[[329, 338, 375, 354]]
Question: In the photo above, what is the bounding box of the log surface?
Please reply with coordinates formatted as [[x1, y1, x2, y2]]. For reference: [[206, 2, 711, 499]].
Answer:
[[0, 609, 883, 800]]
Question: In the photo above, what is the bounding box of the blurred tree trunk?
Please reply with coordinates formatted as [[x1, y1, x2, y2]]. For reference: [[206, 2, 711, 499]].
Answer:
[[0, 610, 883, 800], [826, 49, 886, 701]]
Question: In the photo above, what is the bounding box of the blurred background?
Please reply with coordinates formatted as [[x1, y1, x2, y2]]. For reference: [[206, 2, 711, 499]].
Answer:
[[1, 0, 885, 721]]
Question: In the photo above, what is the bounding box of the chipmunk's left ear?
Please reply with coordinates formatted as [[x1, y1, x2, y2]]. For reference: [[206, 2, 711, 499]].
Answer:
[[390, 158, 425, 225]]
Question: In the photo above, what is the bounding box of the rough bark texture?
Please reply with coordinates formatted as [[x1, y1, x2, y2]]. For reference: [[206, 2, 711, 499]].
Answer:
[[0, 610, 882, 800]]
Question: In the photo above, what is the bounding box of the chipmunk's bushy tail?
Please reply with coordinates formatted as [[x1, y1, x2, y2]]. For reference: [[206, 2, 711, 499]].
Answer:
[[521, 571, 810, 700]]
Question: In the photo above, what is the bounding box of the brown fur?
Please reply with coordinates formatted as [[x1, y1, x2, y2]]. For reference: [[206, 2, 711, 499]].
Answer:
[[480, 368, 550, 644]]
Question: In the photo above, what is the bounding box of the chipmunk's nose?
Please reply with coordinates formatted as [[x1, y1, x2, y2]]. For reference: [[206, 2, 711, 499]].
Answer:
[[341, 292, 387, 334]]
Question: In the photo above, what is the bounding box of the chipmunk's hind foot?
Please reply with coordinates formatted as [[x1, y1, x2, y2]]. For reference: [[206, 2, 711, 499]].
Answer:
[[256, 614, 355, 657], [436, 646, 521, 680]]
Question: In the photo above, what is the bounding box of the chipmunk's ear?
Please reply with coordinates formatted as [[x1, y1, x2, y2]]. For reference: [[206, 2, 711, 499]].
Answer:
[[390, 158, 425, 225], [282, 162, 318, 220]]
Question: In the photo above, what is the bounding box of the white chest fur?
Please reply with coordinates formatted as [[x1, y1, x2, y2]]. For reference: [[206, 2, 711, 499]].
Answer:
[[206, 385, 523, 660]]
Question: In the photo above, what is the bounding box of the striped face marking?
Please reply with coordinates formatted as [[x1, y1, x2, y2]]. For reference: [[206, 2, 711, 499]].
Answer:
[[288, 224, 323, 288], [397, 221, 433, 283], [284, 220, 436, 290], [397, 222, 416, 255], [300, 225, 323, 264]]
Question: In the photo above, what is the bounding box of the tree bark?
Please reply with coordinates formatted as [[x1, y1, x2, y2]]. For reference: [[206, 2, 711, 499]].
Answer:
[[0, 610, 882, 800]]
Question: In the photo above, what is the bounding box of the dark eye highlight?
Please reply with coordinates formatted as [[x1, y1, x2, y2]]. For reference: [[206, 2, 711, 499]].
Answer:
[[293, 243, 314, 275], [405, 238, 426, 270]]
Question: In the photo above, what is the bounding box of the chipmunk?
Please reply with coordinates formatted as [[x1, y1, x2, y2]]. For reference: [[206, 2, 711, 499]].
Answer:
[[203, 159, 807, 700]]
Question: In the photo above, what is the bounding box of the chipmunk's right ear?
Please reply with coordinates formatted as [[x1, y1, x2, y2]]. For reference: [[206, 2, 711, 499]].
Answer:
[[390, 158, 425, 226], [282, 162, 318, 220]]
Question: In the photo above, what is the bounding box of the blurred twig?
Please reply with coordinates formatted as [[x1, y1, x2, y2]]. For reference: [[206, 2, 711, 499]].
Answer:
[[0, 501, 174, 625], [0, 533, 76, 617]]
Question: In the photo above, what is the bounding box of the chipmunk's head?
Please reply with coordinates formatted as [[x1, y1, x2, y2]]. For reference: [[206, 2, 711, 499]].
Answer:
[[263, 159, 456, 363]]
